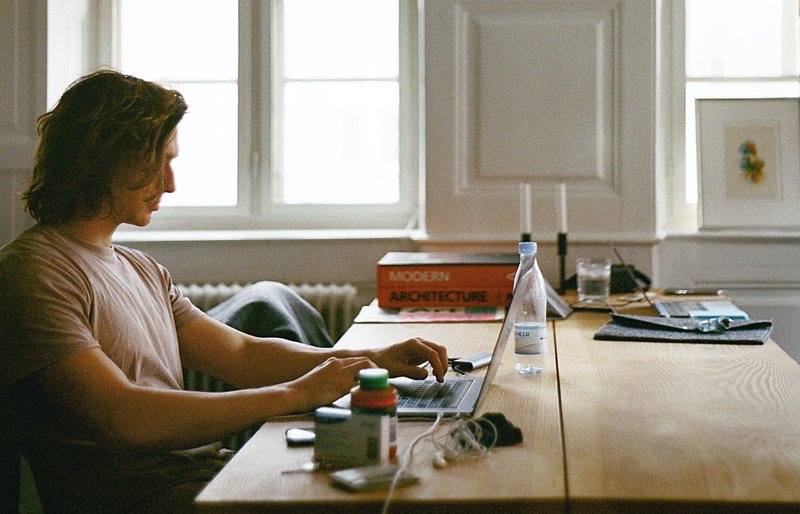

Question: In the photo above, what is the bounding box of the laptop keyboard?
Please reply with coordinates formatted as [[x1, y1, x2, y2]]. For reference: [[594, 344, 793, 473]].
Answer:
[[396, 379, 469, 409]]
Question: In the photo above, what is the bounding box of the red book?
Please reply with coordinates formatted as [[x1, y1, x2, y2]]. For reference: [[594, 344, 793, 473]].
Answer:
[[376, 252, 518, 308], [377, 287, 514, 309]]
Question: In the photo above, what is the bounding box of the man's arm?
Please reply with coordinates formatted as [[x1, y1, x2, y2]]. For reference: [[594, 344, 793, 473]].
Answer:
[[18, 317, 447, 453], [176, 315, 353, 388], [176, 315, 449, 389], [24, 345, 374, 452]]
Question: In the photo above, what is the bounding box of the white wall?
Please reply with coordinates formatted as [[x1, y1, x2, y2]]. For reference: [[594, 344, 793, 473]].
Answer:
[[2, 0, 799, 360], [0, 0, 44, 244]]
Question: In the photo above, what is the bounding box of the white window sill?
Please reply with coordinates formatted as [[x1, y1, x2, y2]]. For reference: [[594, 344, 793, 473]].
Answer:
[[113, 228, 423, 244], [664, 229, 800, 242]]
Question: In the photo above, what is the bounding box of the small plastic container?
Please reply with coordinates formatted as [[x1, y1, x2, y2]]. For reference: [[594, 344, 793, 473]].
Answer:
[[350, 368, 398, 461]]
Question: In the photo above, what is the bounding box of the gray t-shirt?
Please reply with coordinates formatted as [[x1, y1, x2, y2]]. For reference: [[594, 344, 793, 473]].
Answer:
[[0, 224, 220, 512]]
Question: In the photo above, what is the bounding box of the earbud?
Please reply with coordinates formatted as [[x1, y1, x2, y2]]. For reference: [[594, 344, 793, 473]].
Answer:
[[432, 450, 447, 468]]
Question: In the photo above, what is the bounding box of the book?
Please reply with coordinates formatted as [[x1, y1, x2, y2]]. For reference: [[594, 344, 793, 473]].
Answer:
[[377, 252, 518, 286], [375, 252, 573, 318], [377, 286, 513, 309], [376, 252, 517, 308]]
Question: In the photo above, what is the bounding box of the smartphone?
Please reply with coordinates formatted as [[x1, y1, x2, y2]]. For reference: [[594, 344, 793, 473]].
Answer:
[[285, 427, 316, 446], [329, 464, 418, 492], [451, 352, 492, 372]]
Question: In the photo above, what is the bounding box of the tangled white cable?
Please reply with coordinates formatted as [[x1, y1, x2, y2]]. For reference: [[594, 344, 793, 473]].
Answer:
[[381, 413, 444, 514], [433, 416, 498, 463], [381, 415, 500, 514]]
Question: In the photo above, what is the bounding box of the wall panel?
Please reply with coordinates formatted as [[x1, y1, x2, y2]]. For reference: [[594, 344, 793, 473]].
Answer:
[[425, 0, 655, 242]]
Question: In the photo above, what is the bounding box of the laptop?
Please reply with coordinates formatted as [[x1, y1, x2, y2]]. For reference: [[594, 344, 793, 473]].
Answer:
[[652, 300, 749, 320], [608, 244, 749, 321], [392, 304, 513, 417], [335, 290, 517, 418]]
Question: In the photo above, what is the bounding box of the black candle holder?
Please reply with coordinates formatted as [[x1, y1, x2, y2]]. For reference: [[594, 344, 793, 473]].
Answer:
[[557, 232, 568, 294]]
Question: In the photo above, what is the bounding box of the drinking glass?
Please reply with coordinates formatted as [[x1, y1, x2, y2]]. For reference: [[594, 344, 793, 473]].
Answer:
[[576, 258, 611, 303]]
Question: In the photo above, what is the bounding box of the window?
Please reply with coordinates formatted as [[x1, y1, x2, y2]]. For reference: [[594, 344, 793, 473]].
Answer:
[[48, 0, 419, 232], [668, 0, 800, 229], [277, 0, 401, 205], [119, 0, 240, 208]]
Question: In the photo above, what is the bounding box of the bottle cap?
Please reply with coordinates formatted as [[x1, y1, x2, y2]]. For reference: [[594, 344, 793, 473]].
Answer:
[[358, 368, 390, 389], [519, 241, 537, 255]]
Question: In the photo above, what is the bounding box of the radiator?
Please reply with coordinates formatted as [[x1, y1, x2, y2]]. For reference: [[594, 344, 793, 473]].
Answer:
[[178, 282, 358, 341], [176, 281, 359, 450]]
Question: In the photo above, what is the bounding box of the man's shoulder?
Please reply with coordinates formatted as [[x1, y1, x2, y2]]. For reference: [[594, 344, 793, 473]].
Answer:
[[0, 224, 55, 267], [0, 225, 97, 290], [112, 243, 163, 271], [4, 223, 82, 258]]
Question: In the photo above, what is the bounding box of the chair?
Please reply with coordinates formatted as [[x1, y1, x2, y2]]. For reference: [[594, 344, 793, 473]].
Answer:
[[1, 393, 22, 513], [1, 393, 43, 514]]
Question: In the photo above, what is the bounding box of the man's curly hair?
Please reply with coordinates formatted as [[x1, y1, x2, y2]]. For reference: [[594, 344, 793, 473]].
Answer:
[[23, 70, 188, 224]]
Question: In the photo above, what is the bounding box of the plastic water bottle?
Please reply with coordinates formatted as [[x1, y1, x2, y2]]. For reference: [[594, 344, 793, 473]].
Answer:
[[512, 242, 549, 375]]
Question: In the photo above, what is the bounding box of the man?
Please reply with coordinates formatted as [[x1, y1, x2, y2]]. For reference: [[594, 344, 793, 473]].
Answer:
[[0, 70, 448, 513]]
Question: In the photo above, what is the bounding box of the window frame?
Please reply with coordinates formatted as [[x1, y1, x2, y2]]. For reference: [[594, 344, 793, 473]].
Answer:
[[662, 0, 693, 232], [664, 0, 800, 233], [92, 0, 420, 233]]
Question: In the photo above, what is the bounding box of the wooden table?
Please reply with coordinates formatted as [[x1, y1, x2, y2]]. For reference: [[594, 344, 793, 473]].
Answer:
[[196, 311, 800, 512], [556, 311, 800, 513], [196, 321, 565, 513]]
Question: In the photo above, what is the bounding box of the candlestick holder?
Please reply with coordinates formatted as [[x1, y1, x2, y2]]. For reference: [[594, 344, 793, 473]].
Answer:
[[557, 232, 568, 294]]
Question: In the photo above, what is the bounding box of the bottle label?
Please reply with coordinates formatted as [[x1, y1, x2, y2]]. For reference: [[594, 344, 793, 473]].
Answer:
[[351, 388, 398, 462], [514, 322, 547, 355], [349, 412, 393, 464]]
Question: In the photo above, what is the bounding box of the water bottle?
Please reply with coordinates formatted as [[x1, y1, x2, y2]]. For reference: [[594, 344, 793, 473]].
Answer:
[[512, 242, 549, 375]]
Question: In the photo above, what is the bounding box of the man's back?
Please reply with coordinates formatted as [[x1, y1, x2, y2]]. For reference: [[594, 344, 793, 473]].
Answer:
[[0, 223, 215, 512]]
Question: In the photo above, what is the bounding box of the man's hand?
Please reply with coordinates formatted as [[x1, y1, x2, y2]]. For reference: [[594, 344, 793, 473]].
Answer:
[[367, 337, 449, 383], [281, 337, 448, 413], [284, 356, 377, 413]]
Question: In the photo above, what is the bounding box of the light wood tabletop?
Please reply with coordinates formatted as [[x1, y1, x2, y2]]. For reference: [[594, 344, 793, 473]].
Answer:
[[196, 321, 566, 513], [555, 311, 800, 513], [196, 310, 800, 513]]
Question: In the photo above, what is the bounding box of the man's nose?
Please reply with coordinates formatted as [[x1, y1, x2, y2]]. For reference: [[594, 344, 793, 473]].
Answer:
[[162, 164, 176, 193]]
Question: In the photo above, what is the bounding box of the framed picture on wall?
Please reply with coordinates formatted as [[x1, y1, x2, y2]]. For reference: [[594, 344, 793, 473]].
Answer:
[[696, 98, 800, 230]]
